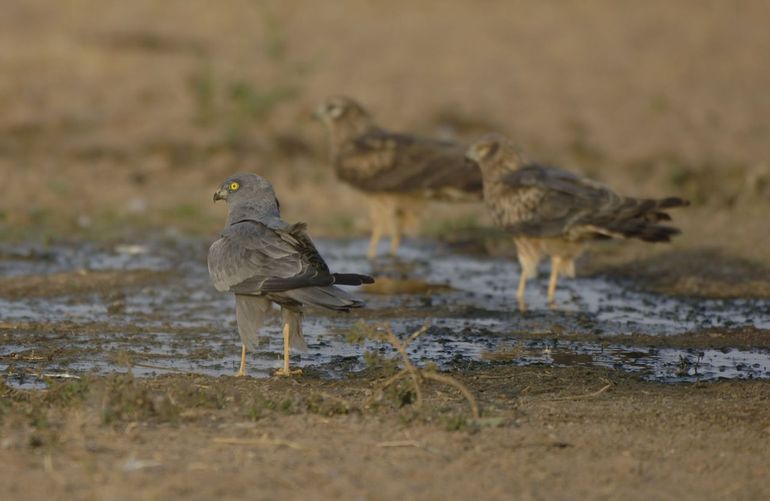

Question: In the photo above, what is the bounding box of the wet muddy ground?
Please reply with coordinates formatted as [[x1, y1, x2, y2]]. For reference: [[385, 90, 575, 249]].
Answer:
[[1, 238, 769, 388], [1, 238, 769, 499]]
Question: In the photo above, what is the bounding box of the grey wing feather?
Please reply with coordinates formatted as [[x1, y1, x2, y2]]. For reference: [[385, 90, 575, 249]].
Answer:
[[235, 294, 271, 351], [208, 220, 334, 295], [281, 285, 364, 311]]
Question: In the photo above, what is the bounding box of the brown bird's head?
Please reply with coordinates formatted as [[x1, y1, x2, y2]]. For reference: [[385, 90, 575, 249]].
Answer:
[[314, 96, 375, 146], [466, 133, 527, 178]]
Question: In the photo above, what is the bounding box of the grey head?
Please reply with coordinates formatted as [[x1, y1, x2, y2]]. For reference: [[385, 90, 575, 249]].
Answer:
[[213, 173, 282, 226]]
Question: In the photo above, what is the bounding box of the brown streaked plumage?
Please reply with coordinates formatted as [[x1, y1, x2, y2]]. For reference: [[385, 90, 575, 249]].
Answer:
[[467, 133, 689, 308], [316, 96, 483, 258]]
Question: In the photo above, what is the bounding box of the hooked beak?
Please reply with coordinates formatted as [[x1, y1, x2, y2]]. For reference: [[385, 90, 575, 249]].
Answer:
[[213, 187, 228, 202]]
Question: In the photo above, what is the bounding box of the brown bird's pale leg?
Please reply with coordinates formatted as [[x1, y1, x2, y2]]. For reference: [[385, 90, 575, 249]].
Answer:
[[388, 210, 402, 256], [547, 257, 562, 306], [274, 322, 302, 377], [235, 344, 247, 377], [367, 202, 384, 259], [516, 273, 528, 311]]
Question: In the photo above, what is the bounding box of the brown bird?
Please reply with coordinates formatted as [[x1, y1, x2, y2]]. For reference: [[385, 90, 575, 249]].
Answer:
[[467, 133, 688, 308], [315, 96, 483, 259]]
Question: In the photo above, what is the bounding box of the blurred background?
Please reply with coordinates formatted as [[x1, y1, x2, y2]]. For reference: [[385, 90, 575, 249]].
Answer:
[[1, 0, 768, 262]]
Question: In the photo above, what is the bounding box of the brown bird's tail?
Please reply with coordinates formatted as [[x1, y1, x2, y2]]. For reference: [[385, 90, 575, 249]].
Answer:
[[281, 307, 308, 351], [592, 196, 689, 242]]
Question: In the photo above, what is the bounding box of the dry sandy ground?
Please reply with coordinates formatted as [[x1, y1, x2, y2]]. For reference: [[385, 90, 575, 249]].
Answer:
[[1, 0, 769, 262], [2, 368, 769, 501]]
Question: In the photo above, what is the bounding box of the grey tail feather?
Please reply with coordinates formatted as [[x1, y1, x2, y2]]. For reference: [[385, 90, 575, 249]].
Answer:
[[332, 273, 375, 285], [235, 295, 270, 351], [281, 307, 307, 351], [284, 285, 365, 311]]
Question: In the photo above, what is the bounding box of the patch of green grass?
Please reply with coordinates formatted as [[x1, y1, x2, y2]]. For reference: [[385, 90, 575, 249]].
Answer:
[[170, 202, 202, 220], [188, 67, 216, 124], [327, 213, 356, 236], [45, 379, 91, 407], [99, 374, 180, 425], [47, 180, 71, 197], [421, 214, 485, 237], [305, 393, 351, 416], [228, 81, 299, 123], [257, 5, 288, 62], [345, 320, 382, 345]]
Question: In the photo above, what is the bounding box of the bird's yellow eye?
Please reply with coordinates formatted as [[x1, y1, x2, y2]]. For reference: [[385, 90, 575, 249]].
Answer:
[[229, 182, 240, 191]]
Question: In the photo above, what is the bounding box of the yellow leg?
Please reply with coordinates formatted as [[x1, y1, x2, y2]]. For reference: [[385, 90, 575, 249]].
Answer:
[[274, 322, 302, 377], [547, 257, 562, 306], [367, 206, 384, 260], [235, 344, 247, 377]]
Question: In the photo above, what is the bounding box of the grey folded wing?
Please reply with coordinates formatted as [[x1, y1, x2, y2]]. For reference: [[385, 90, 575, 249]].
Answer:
[[235, 295, 271, 351], [336, 128, 482, 198], [208, 219, 336, 295]]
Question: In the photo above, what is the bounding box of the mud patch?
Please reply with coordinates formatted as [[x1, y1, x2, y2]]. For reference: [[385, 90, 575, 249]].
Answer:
[[0, 269, 171, 299], [1, 238, 769, 389]]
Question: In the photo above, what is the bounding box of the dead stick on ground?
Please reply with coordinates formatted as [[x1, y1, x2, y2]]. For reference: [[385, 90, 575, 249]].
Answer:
[[383, 323, 427, 407], [549, 382, 612, 401], [368, 322, 480, 419], [213, 436, 303, 450], [376, 440, 421, 448], [423, 371, 480, 420]]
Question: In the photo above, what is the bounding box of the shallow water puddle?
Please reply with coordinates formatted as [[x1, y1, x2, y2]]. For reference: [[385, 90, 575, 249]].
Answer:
[[1, 239, 769, 387]]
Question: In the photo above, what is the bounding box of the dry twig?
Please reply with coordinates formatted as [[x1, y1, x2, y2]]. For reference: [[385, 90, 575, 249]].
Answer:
[[213, 435, 303, 450], [548, 381, 612, 401], [376, 440, 421, 448], [366, 322, 480, 419]]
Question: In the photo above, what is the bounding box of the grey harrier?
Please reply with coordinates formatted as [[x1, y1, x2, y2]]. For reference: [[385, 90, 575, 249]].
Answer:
[[316, 96, 482, 258], [467, 134, 688, 308], [208, 173, 373, 376]]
